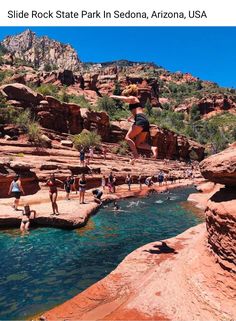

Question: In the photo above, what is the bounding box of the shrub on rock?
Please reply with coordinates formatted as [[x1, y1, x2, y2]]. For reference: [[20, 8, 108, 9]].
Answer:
[[72, 130, 101, 150], [27, 122, 44, 146], [112, 140, 129, 156]]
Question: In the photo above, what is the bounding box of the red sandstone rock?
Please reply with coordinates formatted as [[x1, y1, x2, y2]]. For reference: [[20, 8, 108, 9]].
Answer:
[[81, 108, 110, 140], [0, 83, 43, 104], [41, 224, 236, 321], [205, 186, 236, 272], [200, 144, 236, 186]]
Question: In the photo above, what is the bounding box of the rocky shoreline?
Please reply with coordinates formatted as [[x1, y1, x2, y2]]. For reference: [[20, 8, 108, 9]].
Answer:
[[0, 179, 196, 229], [40, 223, 235, 321], [37, 145, 236, 321]]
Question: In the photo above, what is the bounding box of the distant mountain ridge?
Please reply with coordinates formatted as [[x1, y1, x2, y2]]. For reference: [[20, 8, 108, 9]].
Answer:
[[1, 29, 80, 71]]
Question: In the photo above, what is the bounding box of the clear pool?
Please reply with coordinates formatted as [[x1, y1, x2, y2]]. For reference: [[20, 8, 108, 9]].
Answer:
[[0, 187, 203, 320]]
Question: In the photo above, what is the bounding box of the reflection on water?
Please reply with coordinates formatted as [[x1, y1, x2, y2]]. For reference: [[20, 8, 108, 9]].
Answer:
[[180, 201, 205, 219], [76, 218, 95, 236], [0, 187, 203, 320]]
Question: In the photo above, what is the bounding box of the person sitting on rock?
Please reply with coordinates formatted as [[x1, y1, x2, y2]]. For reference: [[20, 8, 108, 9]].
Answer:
[[20, 204, 36, 233], [8, 175, 25, 211], [110, 84, 158, 163], [92, 189, 103, 205]]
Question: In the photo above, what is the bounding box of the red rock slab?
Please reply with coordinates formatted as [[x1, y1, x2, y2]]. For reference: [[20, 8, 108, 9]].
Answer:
[[40, 224, 236, 321], [200, 145, 236, 186]]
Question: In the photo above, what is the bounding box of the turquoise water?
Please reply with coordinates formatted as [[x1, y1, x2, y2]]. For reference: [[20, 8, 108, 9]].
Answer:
[[0, 187, 203, 320]]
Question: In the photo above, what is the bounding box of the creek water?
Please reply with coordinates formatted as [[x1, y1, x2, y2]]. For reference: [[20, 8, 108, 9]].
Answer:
[[0, 187, 203, 320]]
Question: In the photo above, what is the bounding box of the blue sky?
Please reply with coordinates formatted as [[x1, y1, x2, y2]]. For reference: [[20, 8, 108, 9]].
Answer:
[[0, 27, 235, 88]]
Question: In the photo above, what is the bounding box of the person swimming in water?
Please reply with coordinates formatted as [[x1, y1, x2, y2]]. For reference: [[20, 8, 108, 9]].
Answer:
[[20, 204, 36, 233], [113, 201, 120, 211], [110, 84, 158, 162]]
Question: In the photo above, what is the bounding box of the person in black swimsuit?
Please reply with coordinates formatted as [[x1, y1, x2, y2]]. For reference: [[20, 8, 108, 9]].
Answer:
[[111, 84, 158, 161]]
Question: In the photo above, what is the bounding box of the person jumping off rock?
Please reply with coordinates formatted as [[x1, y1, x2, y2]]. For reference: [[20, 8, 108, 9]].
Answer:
[[110, 84, 158, 163]]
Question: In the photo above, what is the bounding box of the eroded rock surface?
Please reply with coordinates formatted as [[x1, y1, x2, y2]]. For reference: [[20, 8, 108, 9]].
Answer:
[[41, 224, 236, 321], [200, 144, 236, 186]]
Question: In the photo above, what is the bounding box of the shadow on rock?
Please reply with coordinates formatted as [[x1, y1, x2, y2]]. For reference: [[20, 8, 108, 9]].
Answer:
[[210, 187, 236, 203], [144, 241, 178, 255]]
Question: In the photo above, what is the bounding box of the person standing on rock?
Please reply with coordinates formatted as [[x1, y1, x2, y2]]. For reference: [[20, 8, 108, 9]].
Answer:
[[101, 175, 106, 191], [108, 172, 114, 193], [64, 177, 71, 200], [69, 175, 77, 194], [126, 174, 132, 191], [138, 173, 142, 190], [88, 146, 94, 164], [79, 148, 85, 166], [46, 174, 63, 215], [8, 175, 25, 211], [110, 84, 158, 162], [79, 174, 86, 204], [158, 171, 164, 186]]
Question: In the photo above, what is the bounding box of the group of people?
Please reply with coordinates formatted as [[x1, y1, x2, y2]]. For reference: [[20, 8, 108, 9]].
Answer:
[[7, 164, 195, 233], [79, 146, 108, 167], [6, 82, 197, 233]]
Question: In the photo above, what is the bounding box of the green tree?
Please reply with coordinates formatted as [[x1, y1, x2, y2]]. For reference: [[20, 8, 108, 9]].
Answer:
[[113, 81, 122, 95], [44, 63, 52, 72], [190, 104, 201, 121], [113, 81, 123, 108], [97, 95, 116, 116]]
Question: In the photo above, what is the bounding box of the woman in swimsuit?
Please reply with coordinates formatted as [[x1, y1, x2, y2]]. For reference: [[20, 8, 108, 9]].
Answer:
[[111, 84, 158, 161], [20, 204, 36, 233], [8, 175, 25, 210], [78, 174, 86, 204], [46, 174, 63, 215]]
